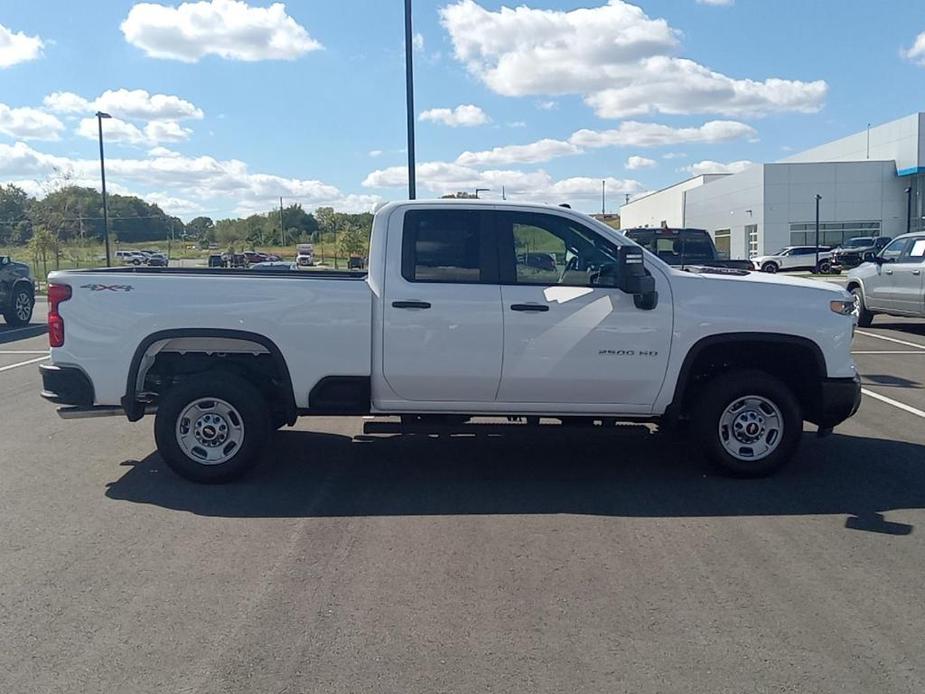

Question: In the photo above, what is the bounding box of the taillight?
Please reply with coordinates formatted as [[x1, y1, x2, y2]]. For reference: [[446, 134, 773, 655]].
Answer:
[[48, 283, 72, 348]]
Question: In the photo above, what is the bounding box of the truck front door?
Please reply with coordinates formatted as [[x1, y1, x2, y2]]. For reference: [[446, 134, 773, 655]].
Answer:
[[380, 208, 504, 403], [493, 210, 672, 409]]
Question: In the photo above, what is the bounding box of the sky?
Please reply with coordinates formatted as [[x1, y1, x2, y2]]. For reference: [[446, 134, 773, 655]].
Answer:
[[1, 0, 924, 221]]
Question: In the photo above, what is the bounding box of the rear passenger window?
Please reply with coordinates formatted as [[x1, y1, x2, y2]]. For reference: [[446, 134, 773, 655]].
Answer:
[[401, 209, 494, 283], [908, 238, 925, 260]]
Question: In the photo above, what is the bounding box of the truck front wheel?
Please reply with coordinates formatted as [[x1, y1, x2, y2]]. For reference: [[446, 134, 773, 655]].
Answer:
[[692, 370, 802, 477], [3, 285, 34, 326], [154, 373, 270, 483]]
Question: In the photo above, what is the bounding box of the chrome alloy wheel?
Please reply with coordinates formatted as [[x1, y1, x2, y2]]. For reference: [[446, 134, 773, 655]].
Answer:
[[718, 395, 784, 461], [14, 291, 32, 321], [175, 397, 245, 465]]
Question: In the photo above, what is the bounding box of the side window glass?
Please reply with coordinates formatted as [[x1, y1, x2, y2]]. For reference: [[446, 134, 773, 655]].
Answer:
[[504, 212, 620, 287], [402, 210, 487, 283], [880, 239, 909, 263], [904, 238, 925, 262]]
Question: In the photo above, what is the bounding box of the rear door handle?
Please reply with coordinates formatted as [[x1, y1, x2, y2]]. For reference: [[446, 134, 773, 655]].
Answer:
[[913, 270, 921, 276], [510, 303, 549, 312], [885, 269, 893, 275], [392, 300, 431, 309]]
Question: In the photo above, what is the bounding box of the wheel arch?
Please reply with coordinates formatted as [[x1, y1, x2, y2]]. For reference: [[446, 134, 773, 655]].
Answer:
[[122, 328, 296, 423], [668, 332, 827, 422]]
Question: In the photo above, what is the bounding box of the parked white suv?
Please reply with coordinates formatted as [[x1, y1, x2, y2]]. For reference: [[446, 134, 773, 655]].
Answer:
[[752, 246, 833, 273]]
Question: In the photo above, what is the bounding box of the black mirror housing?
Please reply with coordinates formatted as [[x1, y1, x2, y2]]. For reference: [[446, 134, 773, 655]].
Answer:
[[617, 246, 658, 309]]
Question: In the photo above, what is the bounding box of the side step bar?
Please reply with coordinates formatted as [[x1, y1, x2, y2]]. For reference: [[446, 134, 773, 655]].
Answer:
[[57, 405, 156, 419]]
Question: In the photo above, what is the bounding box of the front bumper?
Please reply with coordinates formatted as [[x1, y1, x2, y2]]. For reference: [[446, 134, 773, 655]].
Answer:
[[39, 364, 95, 407], [812, 375, 862, 428]]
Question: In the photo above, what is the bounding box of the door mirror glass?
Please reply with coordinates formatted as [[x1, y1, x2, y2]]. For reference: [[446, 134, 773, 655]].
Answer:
[[616, 246, 658, 309]]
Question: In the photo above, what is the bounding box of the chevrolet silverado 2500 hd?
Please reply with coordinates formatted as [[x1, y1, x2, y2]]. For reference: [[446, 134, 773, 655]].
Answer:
[[39, 200, 860, 482]]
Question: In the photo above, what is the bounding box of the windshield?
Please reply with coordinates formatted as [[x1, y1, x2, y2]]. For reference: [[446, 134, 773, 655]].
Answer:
[[844, 237, 875, 248]]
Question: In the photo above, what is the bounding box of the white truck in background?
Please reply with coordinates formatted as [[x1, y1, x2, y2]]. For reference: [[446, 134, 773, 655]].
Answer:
[[295, 243, 314, 268], [40, 200, 860, 483]]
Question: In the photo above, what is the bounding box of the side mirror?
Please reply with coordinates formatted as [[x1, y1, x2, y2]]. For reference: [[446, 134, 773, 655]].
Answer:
[[863, 251, 879, 264], [616, 246, 658, 310]]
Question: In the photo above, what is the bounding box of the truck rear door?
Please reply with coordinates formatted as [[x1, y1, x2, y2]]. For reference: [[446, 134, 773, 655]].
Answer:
[[380, 208, 503, 402]]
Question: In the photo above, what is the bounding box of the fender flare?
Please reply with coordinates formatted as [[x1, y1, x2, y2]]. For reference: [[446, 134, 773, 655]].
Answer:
[[121, 328, 296, 423]]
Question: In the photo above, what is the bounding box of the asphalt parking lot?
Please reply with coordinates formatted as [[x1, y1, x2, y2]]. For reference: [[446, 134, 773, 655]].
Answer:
[[2, 298, 925, 693]]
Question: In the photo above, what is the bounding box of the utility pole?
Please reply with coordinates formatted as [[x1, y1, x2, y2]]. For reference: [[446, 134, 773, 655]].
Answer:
[[502, 185, 506, 201], [601, 179, 606, 215], [404, 0, 417, 200], [866, 123, 871, 159], [96, 111, 113, 266], [279, 196, 285, 247], [906, 187, 913, 235]]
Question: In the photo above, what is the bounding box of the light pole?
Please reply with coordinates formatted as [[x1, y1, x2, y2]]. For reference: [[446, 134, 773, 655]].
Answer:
[[404, 0, 416, 200], [96, 111, 112, 267], [905, 186, 913, 235], [814, 194, 822, 271], [601, 179, 606, 215]]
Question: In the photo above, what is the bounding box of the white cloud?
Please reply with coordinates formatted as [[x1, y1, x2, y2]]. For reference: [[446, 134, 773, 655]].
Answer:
[[77, 116, 177, 147], [362, 160, 642, 205], [0, 23, 44, 68], [456, 138, 581, 166], [569, 119, 756, 148], [507, 121, 527, 128], [904, 31, 925, 66], [440, 0, 825, 118], [625, 155, 656, 170], [683, 159, 755, 175], [661, 152, 687, 159], [697, 0, 734, 5], [0, 141, 379, 217], [536, 100, 558, 111], [148, 146, 182, 158], [44, 89, 203, 121], [453, 120, 755, 169], [369, 149, 384, 157], [420, 104, 490, 127], [121, 0, 323, 62], [0, 104, 64, 140], [413, 32, 425, 51]]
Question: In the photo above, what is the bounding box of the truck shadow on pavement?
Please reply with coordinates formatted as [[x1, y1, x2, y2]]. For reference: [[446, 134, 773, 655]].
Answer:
[[106, 427, 924, 534]]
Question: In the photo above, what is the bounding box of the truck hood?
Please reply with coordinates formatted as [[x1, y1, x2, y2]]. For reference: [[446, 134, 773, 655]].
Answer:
[[676, 265, 847, 296]]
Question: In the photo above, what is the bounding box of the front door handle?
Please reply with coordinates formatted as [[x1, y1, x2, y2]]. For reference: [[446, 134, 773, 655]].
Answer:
[[510, 303, 549, 312], [885, 269, 893, 275], [392, 300, 431, 309], [914, 270, 921, 276]]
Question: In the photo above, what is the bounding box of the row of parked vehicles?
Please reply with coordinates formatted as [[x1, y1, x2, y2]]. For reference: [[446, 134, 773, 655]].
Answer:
[[115, 249, 169, 267], [751, 237, 893, 274]]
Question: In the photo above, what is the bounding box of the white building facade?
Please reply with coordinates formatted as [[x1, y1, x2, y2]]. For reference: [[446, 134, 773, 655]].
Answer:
[[620, 113, 925, 258]]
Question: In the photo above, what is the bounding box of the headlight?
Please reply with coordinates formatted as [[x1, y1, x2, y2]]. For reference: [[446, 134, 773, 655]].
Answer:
[[830, 298, 856, 315]]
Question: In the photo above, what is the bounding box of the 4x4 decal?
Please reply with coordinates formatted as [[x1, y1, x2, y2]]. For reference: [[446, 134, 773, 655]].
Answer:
[[80, 284, 134, 292]]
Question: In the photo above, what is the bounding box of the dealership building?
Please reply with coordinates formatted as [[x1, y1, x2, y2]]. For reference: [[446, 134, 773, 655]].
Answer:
[[620, 113, 925, 259]]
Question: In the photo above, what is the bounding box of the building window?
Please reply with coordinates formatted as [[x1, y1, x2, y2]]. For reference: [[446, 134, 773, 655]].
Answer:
[[745, 225, 758, 258], [714, 229, 731, 259], [789, 220, 881, 247]]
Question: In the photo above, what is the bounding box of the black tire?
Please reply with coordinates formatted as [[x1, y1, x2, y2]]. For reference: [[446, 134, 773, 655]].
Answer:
[[761, 262, 778, 274], [816, 259, 831, 274], [851, 287, 873, 327], [692, 369, 802, 477], [154, 373, 270, 483], [3, 285, 34, 326]]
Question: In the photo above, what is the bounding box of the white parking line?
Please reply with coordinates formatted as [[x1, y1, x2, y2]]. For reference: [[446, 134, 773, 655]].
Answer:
[[862, 388, 925, 419], [0, 355, 49, 373], [855, 330, 925, 351], [852, 350, 925, 355], [0, 350, 49, 355]]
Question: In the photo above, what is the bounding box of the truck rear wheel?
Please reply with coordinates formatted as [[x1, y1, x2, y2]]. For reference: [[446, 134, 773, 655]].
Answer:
[[692, 370, 802, 477], [154, 373, 270, 483]]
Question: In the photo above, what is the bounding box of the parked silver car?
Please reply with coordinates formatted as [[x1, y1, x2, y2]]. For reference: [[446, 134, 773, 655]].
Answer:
[[846, 233, 925, 326]]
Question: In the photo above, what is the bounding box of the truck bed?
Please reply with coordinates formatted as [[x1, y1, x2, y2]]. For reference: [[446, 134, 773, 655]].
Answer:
[[47, 267, 373, 409]]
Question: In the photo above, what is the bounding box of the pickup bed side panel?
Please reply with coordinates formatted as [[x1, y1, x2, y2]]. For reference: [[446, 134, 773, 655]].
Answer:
[[48, 271, 373, 408]]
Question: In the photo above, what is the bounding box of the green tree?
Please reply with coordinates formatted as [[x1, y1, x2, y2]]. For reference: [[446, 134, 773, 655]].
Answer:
[[186, 216, 214, 238], [0, 184, 30, 244]]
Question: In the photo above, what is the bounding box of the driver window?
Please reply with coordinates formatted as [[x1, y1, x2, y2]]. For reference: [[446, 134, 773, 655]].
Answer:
[[507, 212, 619, 287], [880, 238, 909, 263]]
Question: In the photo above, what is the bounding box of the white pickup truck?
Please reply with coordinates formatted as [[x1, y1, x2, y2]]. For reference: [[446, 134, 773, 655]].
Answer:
[[40, 200, 860, 482]]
